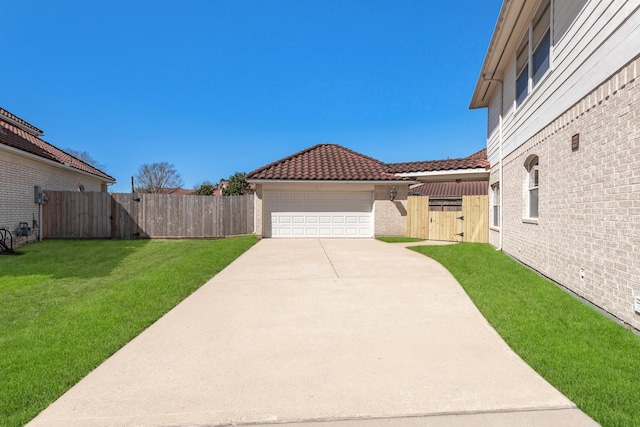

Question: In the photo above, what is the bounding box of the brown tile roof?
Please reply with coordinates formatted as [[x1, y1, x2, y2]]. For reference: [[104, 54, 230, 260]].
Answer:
[[0, 108, 43, 136], [0, 108, 115, 182], [387, 148, 489, 174], [246, 143, 408, 181], [410, 181, 488, 197]]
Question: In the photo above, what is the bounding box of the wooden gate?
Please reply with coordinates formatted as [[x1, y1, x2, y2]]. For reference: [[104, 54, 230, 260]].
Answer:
[[407, 195, 488, 243], [428, 211, 463, 242]]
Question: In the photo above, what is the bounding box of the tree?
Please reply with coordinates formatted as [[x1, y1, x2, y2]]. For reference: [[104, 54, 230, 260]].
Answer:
[[65, 148, 106, 171], [194, 181, 216, 195], [135, 162, 184, 193], [222, 172, 251, 196]]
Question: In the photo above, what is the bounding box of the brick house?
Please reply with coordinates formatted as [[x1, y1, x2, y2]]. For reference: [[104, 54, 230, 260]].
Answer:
[[0, 108, 115, 247], [247, 144, 412, 238], [470, 0, 640, 330], [247, 144, 488, 239]]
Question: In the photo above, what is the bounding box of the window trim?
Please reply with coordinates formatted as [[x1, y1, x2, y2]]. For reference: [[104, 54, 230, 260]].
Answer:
[[491, 183, 501, 229], [525, 156, 539, 220]]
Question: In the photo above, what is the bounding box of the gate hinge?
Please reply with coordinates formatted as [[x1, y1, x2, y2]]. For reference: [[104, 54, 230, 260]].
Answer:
[[457, 215, 464, 220]]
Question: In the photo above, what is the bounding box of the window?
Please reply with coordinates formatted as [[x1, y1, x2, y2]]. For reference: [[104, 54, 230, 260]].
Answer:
[[516, 0, 551, 106], [516, 37, 529, 106], [527, 157, 539, 218], [77, 185, 85, 192], [532, 0, 551, 85], [491, 183, 500, 227]]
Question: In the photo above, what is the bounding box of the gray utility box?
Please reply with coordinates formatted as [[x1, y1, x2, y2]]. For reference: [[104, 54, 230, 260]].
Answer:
[[34, 186, 44, 204]]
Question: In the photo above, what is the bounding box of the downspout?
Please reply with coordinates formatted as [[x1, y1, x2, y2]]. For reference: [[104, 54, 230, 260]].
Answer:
[[482, 75, 504, 251]]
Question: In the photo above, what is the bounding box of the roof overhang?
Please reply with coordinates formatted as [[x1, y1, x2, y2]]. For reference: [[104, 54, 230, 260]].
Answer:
[[469, 0, 536, 109], [0, 142, 115, 184], [395, 168, 489, 182], [247, 179, 415, 185]]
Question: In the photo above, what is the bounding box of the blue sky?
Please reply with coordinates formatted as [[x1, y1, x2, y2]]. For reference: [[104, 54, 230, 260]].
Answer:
[[3, 0, 501, 193]]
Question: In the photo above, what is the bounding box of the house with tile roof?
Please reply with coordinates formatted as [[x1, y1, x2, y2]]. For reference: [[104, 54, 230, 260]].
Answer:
[[247, 144, 488, 238], [470, 0, 640, 330], [247, 144, 412, 238], [0, 107, 115, 246], [389, 148, 490, 198]]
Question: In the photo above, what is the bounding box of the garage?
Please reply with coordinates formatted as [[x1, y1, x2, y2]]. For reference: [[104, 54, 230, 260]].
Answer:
[[265, 191, 373, 238], [246, 143, 411, 238]]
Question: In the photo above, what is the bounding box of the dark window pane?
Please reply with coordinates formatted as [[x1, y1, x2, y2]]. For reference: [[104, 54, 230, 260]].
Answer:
[[516, 68, 529, 106], [533, 30, 550, 85]]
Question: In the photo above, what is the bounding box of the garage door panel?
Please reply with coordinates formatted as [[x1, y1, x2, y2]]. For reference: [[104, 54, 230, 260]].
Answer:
[[292, 215, 305, 224], [319, 215, 331, 224], [267, 191, 373, 238]]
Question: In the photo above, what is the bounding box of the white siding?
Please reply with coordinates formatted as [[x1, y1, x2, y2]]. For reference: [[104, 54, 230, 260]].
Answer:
[[553, 0, 589, 44], [486, 93, 501, 164], [498, 0, 640, 160]]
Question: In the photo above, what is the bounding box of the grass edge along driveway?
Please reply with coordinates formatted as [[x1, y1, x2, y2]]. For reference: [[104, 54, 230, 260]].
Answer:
[[410, 243, 640, 427], [0, 236, 258, 427]]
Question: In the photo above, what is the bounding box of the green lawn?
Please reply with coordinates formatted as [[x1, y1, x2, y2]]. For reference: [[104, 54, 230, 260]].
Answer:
[[410, 243, 640, 427], [0, 237, 257, 427], [376, 236, 426, 243]]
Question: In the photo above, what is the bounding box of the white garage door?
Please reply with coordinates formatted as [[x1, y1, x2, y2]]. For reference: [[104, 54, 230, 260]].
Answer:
[[265, 191, 373, 238]]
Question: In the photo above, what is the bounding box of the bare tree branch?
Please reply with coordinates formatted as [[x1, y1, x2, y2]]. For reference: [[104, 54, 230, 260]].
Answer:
[[135, 162, 184, 193], [65, 148, 107, 171]]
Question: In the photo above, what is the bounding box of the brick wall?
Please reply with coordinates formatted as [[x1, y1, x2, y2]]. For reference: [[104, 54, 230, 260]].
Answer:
[[373, 184, 408, 236], [496, 56, 640, 330], [0, 149, 104, 246], [253, 185, 263, 237]]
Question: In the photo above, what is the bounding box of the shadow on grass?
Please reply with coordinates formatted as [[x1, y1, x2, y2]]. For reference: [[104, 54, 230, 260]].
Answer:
[[0, 251, 25, 256], [0, 239, 150, 279]]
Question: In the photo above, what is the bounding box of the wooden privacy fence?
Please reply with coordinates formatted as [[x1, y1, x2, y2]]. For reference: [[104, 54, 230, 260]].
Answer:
[[111, 193, 254, 239], [407, 195, 488, 243], [42, 190, 111, 238], [43, 191, 254, 239]]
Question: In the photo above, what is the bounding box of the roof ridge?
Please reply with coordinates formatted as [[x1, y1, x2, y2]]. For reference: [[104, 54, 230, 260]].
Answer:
[[246, 143, 410, 182], [246, 143, 387, 179]]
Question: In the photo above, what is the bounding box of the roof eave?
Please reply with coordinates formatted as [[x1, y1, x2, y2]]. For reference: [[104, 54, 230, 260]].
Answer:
[[247, 179, 415, 185], [469, 0, 535, 109], [0, 142, 115, 184], [396, 168, 490, 182], [395, 168, 489, 177]]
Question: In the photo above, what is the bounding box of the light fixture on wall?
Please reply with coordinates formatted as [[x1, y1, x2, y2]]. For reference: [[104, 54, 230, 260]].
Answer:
[[390, 186, 398, 201]]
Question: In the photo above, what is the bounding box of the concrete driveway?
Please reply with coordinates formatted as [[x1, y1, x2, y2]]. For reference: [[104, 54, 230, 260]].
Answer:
[[28, 239, 597, 426]]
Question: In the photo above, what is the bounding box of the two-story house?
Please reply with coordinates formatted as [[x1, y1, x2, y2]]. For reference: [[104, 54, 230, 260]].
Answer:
[[470, 0, 640, 330]]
